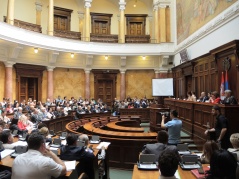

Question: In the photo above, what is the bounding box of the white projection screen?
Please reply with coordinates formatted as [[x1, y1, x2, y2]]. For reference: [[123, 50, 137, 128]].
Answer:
[[152, 78, 174, 96]]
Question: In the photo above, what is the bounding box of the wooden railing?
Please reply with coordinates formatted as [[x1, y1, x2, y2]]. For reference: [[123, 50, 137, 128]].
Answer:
[[90, 34, 118, 43], [4, 16, 42, 33], [125, 35, 150, 43], [54, 29, 81, 40]]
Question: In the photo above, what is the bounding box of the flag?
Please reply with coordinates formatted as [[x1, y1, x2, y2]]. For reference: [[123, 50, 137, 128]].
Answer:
[[220, 72, 225, 100], [225, 70, 229, 90]]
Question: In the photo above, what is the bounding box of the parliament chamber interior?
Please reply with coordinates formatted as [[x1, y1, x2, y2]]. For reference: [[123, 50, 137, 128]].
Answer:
[[0, 0, 239, 179]]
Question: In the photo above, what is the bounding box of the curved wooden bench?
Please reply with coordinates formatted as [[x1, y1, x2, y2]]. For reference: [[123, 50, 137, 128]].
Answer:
[[106, 120, 144, 133], [65, 121, 157, 169]]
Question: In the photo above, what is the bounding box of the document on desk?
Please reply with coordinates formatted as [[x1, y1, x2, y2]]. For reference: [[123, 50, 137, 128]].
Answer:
[[11, 141, 28, 146], [96, 142, 111, 149], [64, 160, 76, 171], [1, 149, 15, 159]]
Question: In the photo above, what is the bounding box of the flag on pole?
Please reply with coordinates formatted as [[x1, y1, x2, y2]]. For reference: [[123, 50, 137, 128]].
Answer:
[[225, 70, 229, 90], [220, 72, 225, 100]]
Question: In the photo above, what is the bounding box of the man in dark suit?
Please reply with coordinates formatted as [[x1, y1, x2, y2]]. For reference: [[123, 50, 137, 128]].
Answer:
[[141, 130, 179, 161], [199, 92, 209, 102], [222, 90, 237, 105]]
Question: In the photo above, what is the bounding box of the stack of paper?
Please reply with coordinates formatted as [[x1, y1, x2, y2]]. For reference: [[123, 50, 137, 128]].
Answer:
[[96, 142, 111, 149], [64, 160, 76, 171], [1, 149, 15, 159]]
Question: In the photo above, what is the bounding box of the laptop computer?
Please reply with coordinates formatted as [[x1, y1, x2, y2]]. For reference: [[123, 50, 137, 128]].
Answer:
[[11, 145, 28, 158], [90, 135, 100, 144], [60, 132, 68, 140], [137, 154, 158, 170], [12, 130, 18, 137], [179, 155, 201, 170], [177, 144, 191, 155], [50, 138, 61, 148], [19, 133, 28, 141]]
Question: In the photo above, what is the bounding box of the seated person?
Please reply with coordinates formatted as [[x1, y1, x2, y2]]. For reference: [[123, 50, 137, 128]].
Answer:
[[200, 140, 219, 164], [0, 109, 11, 124], [209, 91, 221, 104], [206, 149, 237, 179], [141, 130, 179, 161], [222, 90, 238, 105], [18, 114, 33, 132], [60, 133, 95, 179], [0, 129, 15, 149], [228, 133, 239, 161], [158, 150, 180, 179], [13, 107, 23, 119], [11, 132, 66, 179], [39, 127, 52, 144], [199, 92, 209, 102]]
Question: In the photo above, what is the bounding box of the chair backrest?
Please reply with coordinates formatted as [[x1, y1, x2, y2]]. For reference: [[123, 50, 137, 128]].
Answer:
[[91, 135, 99, 141], [12, 130, 18, 136], [15, 145, 27, 154], [61, 132, 68, 137], [139, 154, 156, 163], [177, 144, 189, 151]]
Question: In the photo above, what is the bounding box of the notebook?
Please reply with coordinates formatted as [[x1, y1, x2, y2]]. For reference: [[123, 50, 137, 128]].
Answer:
[[11, 145, 28, 158], [177, 144, 191, 155], [180, 155, 201, 170], [191, 166, 210, 179], [137, 154, 158, 170], [90, 135, 100, 144]]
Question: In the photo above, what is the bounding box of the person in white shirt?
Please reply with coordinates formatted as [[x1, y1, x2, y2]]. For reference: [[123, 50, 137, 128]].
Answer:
[[11, 132, 66, 179], [63, 103, 72, 116]]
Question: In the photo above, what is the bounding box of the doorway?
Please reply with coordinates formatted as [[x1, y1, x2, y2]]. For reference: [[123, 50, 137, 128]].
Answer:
[[19, 77, 38, 102]]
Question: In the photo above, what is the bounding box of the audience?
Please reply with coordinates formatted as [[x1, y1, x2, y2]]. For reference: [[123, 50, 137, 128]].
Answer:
[[11, 132, 66, 179], [206, 149, 237, 179], [161, 110, 182, 145], [228, 133, 239, 161], [200, 140, 219, 164], [158, 150, 180, 178], [141, 130, 179, 161]]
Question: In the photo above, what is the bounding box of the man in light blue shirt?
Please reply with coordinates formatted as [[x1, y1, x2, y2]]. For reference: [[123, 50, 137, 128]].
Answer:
[[161, 110, 182, 145]]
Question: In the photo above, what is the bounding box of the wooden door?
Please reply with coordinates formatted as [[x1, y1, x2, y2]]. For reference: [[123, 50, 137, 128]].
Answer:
[[128, 22, 143, 35], [54, 15, 68, 30], [97, 80, 113, 107], [94, 21, 108, 34], [19, 77, 38, 102]]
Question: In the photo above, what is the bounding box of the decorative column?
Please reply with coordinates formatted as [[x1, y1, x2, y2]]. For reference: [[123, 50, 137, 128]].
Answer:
[[47, 66, 54, 102], [159, 4, 167, 42], [148, 15, 153, 42], [120, 69, 126, 100], [119, 0, 126, 43], [48, 0, 54, 36], [35, 2, 43, 25], [78, 11, 85, 39], [153, 1, 159, 43], [84, 0, 92, 42], [7, 0, 15, 25], [4, 61, 15, 101], [85, 69, 91, 100]]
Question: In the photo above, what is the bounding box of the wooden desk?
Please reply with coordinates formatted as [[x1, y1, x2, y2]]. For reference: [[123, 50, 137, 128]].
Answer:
[[119, 108, 150, 122], [106, 120, 144, 133], [132, 164, 209, 179]]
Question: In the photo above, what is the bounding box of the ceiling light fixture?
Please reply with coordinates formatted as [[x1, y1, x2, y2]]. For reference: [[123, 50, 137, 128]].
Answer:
[[133, 0, 137, 7], [34, 48, 38, 53], [71, 53, 74, 58], [105, 55, 108, 60], [142, 56, 146, 60]]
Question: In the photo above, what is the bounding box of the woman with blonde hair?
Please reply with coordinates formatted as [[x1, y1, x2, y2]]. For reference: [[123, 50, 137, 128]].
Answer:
[[17, 114, 33, 132], [201, 140, 219, 164]]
